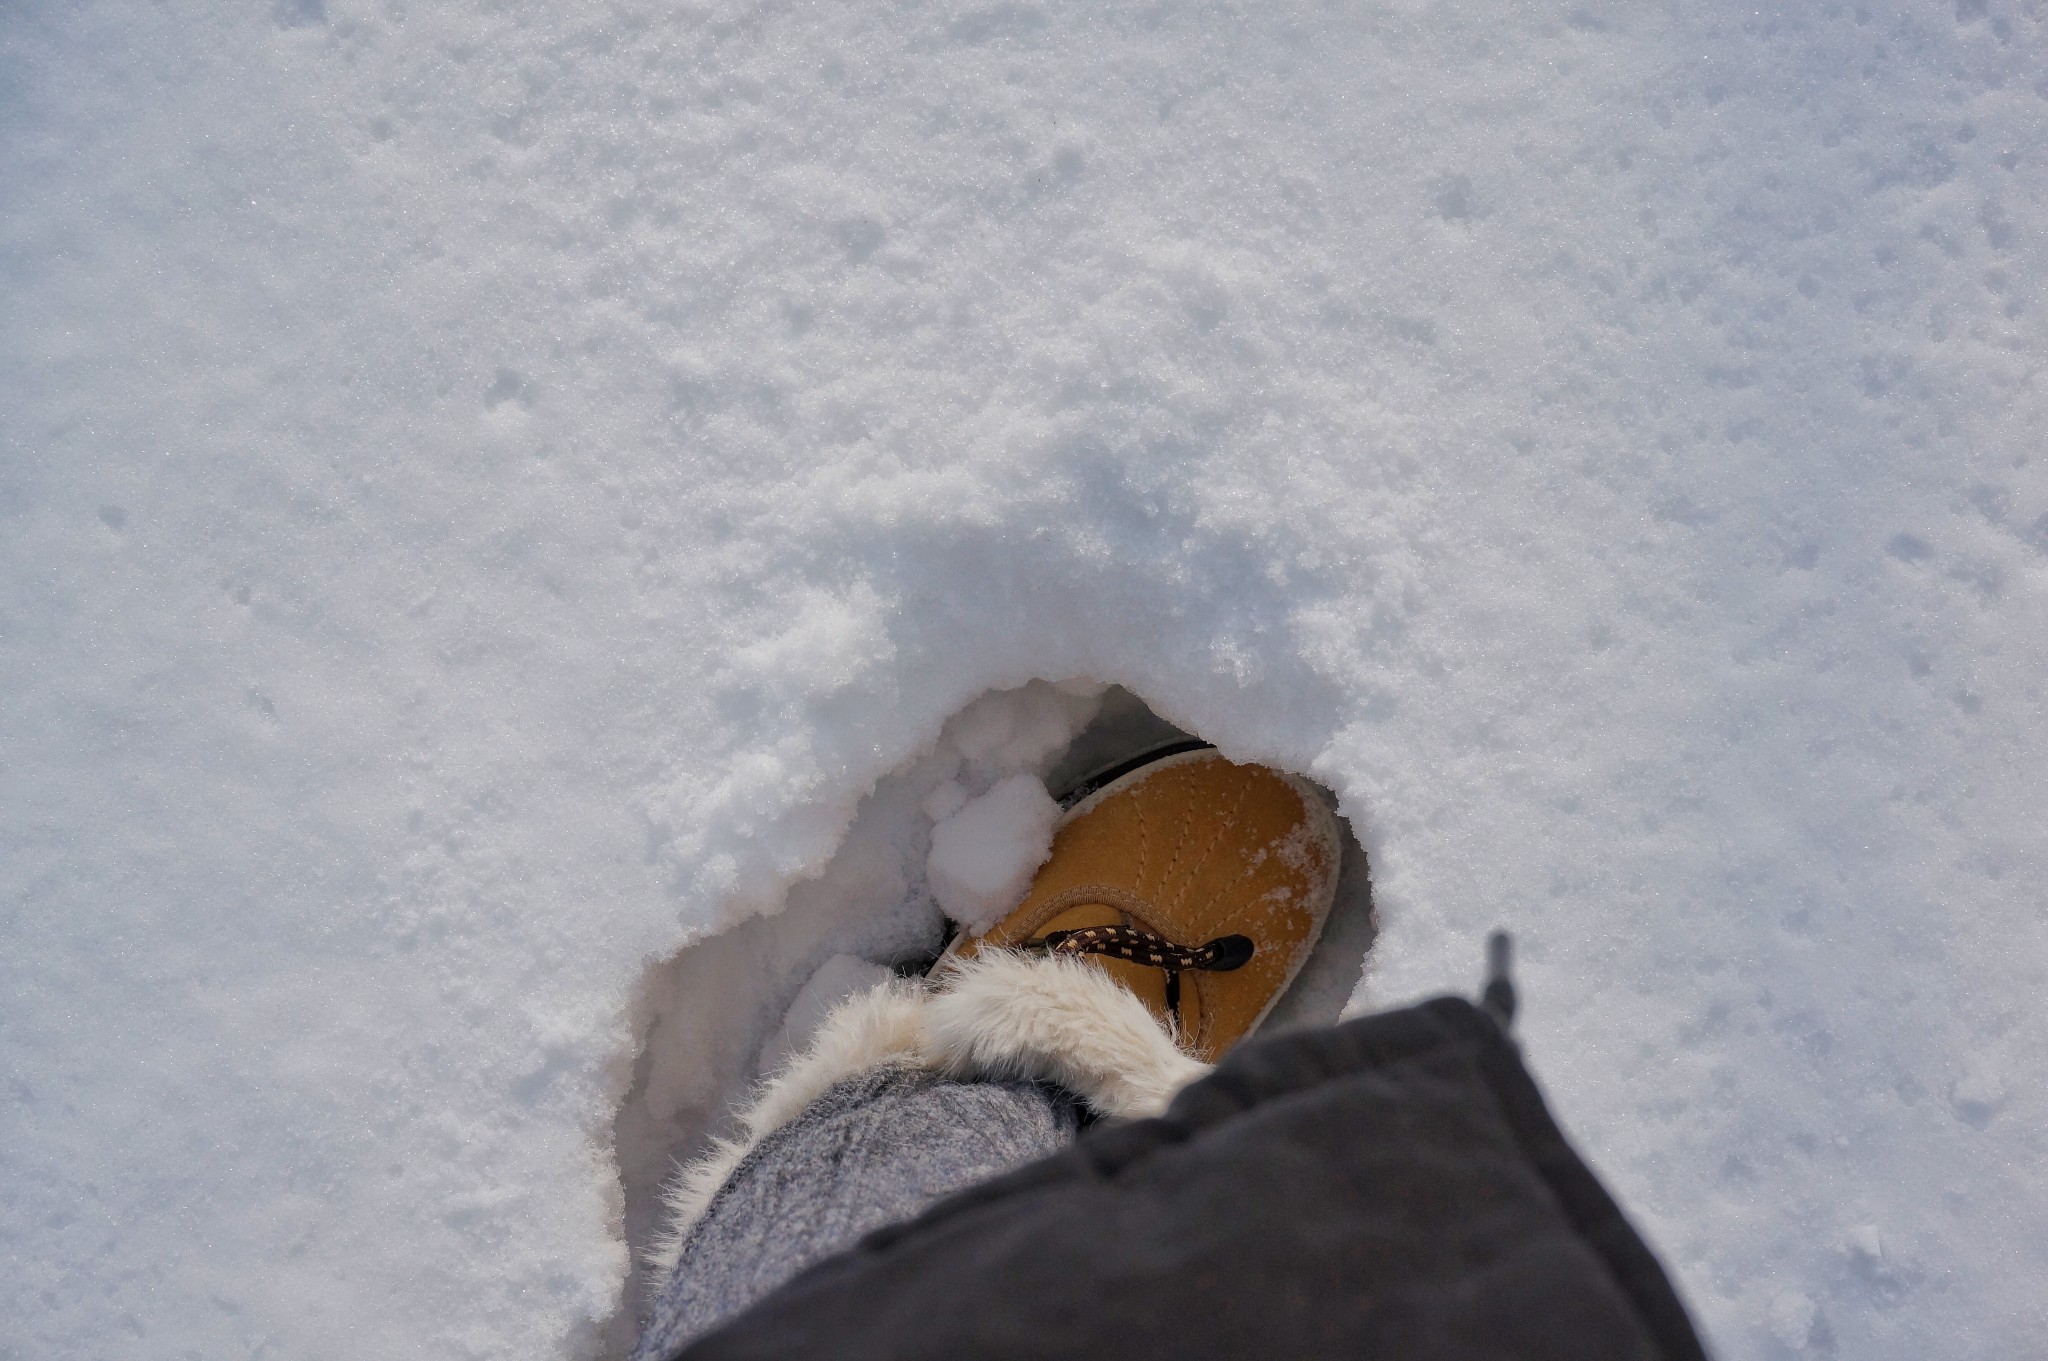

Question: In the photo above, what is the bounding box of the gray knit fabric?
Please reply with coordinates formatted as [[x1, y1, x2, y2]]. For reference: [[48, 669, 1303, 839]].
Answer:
[[633, 1066, 1080, 1361]]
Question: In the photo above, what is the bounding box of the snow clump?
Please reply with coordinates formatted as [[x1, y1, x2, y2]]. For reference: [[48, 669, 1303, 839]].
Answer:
[[926, 774, 1061, 934], [753, 954, 898, 1078]]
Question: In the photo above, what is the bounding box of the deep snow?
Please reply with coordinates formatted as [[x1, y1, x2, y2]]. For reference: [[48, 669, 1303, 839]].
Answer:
[[4, 0, 2047, 1357]]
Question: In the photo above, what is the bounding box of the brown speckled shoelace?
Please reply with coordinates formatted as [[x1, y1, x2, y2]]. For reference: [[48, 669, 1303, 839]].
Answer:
[[1039, 924, 1254, 972], [1037, 924, 1255, 1023]]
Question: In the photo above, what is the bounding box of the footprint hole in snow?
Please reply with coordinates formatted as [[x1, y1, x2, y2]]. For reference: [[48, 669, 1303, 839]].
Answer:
[[601, 681, 1375, 1349]]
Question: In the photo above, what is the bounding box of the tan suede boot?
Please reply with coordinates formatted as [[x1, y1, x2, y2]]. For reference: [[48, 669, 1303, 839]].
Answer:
[[945, 749, 1342, 1062]]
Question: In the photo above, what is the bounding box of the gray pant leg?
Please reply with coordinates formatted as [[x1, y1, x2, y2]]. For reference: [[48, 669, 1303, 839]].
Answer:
[[633, 1067, 1080, 1361]]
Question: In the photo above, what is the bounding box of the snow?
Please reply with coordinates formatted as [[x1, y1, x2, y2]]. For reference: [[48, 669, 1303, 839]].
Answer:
[[922, 780, 971, 823], [750, 953, 896, 1080], [1768, 1289, 1821, 1351], [925, 773, 1061, 931], [1844, 1223, 1886, 1266], [3, 1, 2047, 1359]]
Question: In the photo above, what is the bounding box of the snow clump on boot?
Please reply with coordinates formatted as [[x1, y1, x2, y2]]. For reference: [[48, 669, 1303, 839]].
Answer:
[[925, 774, 1060, 933]]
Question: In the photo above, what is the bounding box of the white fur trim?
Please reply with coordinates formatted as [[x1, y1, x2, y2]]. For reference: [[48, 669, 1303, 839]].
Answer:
[[644, 951, 1212, 1282], [925, 950, 1211, 1121], [643, 977, 930, 1279]]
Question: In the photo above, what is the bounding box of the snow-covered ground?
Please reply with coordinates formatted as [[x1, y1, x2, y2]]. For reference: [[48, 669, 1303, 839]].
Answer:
[[4, 0, 2046, 1357]]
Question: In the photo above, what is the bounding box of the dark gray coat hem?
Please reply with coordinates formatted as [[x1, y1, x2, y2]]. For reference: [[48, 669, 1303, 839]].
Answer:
[[682, 997, 1709, 1361]]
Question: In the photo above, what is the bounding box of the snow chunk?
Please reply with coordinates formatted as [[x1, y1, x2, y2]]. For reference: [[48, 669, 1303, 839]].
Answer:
[[1951, 1053, 2009, 1126], [1767, 1290, 1818, 1349], [754, 954, 896, 1078], [947, 684, 1087, 775], [927, 774, 1060, 932], [1844, 1224, 1884, 1263]]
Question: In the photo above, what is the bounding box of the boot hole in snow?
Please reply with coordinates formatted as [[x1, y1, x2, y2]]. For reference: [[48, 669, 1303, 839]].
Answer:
[[601, 681, 1375, 1353]]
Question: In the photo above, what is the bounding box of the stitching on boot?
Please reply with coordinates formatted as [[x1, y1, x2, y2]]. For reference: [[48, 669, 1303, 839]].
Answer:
[[1171, 769, 1255, 917]]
